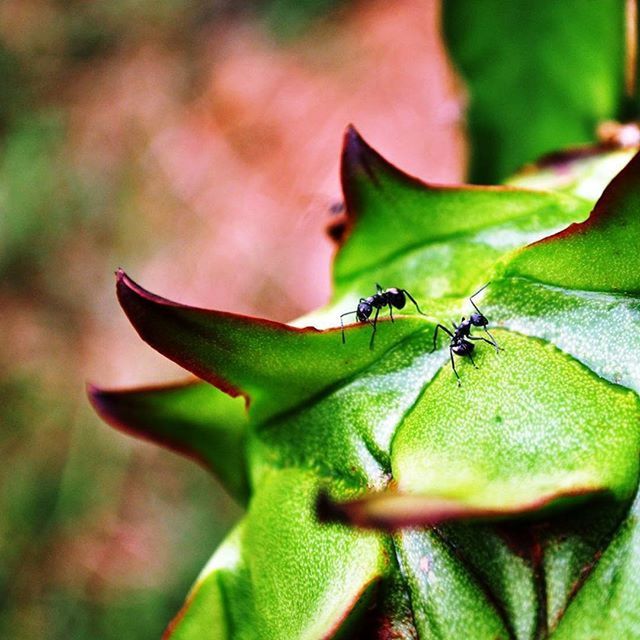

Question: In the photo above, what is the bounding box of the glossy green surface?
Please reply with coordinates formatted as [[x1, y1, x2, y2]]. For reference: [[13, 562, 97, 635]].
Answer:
[[93, 131, 640, 638], [393, 330, 640, 507], [318, 128, 590, 324], [169, 470, 386, 640], [504, 153, 640, 292], [395, 529, 510, 639], [443, 0, 627, 183]]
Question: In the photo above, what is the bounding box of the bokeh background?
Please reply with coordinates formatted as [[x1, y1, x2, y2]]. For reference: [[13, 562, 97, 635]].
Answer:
[[0, 1, 465, 637]]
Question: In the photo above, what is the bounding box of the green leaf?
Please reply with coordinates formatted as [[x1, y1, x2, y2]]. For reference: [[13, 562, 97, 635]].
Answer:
[[395, 528, 511, 639], [94, 131, 640, 638], [549, 493, 640, 638], [542, 501, 628, 631], [507, 147, 637, 203], [393, 330, 639, 508], [315, 126, 590, 323], [167, 468, 388, 639], [442, 0, 627, 183], [503, 151, 640, 292], [88, 380, 250, 503], [248, 329, 444, 490], [116, 269, 428, 425]]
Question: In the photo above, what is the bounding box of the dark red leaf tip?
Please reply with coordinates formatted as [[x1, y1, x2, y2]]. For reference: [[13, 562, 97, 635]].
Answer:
[[116, 269, 184, 313], [86, 382, 122, 429], [341, 124, 381, 187]]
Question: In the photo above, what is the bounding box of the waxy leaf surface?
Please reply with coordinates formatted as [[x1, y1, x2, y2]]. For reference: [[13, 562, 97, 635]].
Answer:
[[167, 469, 386, 640], [94, 130, 640, 639]]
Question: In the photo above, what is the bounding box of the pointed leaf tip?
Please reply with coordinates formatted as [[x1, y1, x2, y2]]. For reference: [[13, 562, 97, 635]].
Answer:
[[503, 149, 640, 292], [114, 271, 427, 423], [340, 125, 386, 192], [87, 380, 250, 502]]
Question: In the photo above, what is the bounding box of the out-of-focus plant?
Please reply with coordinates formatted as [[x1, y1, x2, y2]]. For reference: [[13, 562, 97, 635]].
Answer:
[[89, 2, 640, 639], [443, 0, 631, 183]]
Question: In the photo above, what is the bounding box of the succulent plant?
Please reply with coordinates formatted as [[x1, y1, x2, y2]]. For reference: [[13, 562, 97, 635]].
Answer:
[[90, 121, 640, 638]]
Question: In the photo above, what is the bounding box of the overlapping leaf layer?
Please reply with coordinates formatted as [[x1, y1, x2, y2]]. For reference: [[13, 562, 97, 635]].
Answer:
[[91, 129, 640, 639]]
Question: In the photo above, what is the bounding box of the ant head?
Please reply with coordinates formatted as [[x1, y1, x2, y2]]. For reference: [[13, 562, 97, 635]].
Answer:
[[356, 301, 373, 322], [470, 312, 487, 327], [386, 288, 406, 310]]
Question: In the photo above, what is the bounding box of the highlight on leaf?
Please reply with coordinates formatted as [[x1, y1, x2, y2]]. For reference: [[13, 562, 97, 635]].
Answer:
[[316, 487, 605, 532]]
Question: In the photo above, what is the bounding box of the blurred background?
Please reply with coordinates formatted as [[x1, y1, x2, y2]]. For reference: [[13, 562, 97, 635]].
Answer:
[[0, 0, 465, 637]]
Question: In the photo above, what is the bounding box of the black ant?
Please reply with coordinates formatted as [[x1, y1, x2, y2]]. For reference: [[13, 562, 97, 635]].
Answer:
[[432, 284, 500, 385], [340, 284, 426, 349]]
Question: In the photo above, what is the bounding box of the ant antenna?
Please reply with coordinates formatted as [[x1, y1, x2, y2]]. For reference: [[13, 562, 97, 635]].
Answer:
[[469, 282, 491, 302], [469, 282, 491, 316], [468, 282, 501, 352]]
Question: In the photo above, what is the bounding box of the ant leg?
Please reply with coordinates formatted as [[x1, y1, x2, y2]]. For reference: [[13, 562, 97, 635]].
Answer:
[[450, 348, 461, 386], [484, 328, 502, 352], [369, 307, 381, 350], [468, 336, 497, 349], [376, 283, 384, 293], [389, 304, 394, 323], [340, 311, 357, 344], [401, 290, 427, 316], [468, 352, 479, 369], [433, 324, 454, 352]]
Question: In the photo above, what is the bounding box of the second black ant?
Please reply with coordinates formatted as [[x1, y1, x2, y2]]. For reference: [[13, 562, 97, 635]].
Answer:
[[340, 284, 426, 349], [432, 283, 501, 385]]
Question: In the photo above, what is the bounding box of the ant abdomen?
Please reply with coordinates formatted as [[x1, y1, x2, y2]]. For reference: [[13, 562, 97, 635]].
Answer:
[[452, 341, 474, 356], [387, 288, 406, 310]]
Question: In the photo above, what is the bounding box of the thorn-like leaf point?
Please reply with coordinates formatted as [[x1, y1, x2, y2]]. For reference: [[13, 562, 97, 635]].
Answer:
[[503, 150, 640, 292], [317, 487, 606, 532], [115, 269, 428, 423], [88, 379, 250, 502]]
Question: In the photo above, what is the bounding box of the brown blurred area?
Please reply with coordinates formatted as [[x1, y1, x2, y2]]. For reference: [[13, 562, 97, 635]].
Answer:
[[0, 1, 464, 637]]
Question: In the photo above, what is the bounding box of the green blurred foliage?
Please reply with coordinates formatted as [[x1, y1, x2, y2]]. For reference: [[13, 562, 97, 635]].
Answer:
[[443, 0, 627, 183], [260, 0, 348, 40]]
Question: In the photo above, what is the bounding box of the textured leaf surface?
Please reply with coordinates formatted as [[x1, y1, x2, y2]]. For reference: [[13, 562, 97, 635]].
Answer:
[[442, 0, 627, 183], [167, 469, 387, 640], [396, 528, 510, 639], [549, 493, 640, 638], [504, 151, 640, 292], [320, 128, 590, 322], [93, 131, 640, 638], [393, 330, 639, 508], [88, 380, 250, 503]]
